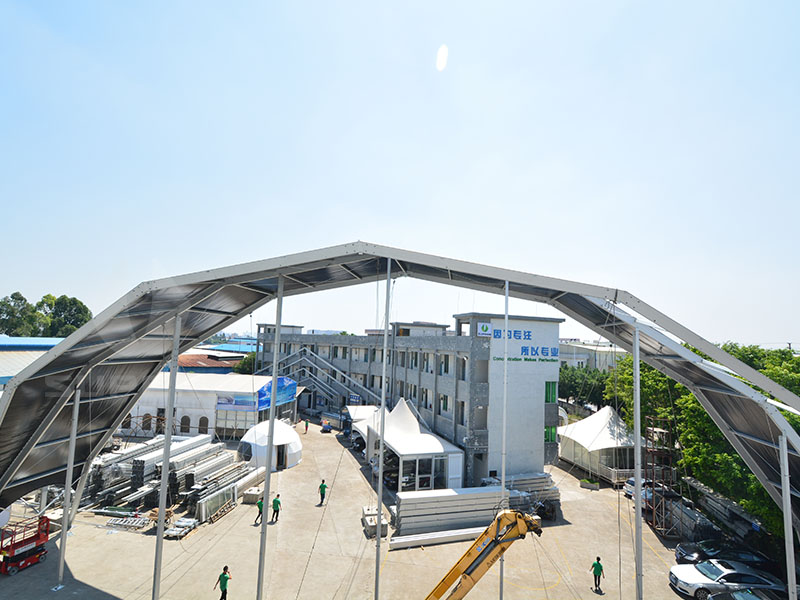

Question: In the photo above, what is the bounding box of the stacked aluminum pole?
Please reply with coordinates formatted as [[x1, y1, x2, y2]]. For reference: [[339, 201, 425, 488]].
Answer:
[[257, 275, 284, 600], [780, 435, 798, 600], [374, 259, 392, 599], [498, 281, 510, 599], [633, 328, 644, 600], [55, 387, 80, 590], [152, 315, 182, 600]]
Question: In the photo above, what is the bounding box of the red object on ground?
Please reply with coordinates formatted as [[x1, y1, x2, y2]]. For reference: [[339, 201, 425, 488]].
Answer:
[[0, 515, 50, 575]]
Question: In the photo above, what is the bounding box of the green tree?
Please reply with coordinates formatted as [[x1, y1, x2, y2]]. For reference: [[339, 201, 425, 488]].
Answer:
[[46, 295, 92, 336], [0, 292, 43, 336], [558, 364, 610, 406], [0, 292, 92, 337], [233, 352, 256, 374]]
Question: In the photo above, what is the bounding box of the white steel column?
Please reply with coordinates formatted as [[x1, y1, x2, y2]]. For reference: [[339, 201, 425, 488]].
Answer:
[[152, 315, 182, 600], [54, 386, 80, 590], [780, 434, 798, 600], [374, 259, 392, 600], [499, 280, 509, 600], [257, 275, 285, 600], [633, 327, 644, 600]]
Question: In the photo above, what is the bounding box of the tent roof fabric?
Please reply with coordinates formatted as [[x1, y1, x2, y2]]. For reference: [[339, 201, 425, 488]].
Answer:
[[147, 372, 275, 394], [558, 406, 637, 452], [241, 419, 301, 448], [370, 399, 462, 457], [0, 241, 798, 533], [345, 405, 378, 423]]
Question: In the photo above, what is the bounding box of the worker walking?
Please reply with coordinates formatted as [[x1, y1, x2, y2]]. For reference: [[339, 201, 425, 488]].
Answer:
[[590, 556, 604, 592], [213, 565, 232, 600], [304, 418, 309, 434], [271, 494, 281, 522], [318, 479, 328, 505], [254, 498, 263, 525]]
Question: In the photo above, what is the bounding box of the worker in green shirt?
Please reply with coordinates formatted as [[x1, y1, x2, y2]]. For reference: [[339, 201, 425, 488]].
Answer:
[[213, 565, 232, 600], [271, 494, 281, 522], [318, 479, 328, 505], [590, 556, 604, 591], [254, 498, 263, 525]]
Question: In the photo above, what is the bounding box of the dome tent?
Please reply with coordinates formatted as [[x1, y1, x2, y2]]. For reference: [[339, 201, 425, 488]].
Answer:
[[237, 419, 302, 471]]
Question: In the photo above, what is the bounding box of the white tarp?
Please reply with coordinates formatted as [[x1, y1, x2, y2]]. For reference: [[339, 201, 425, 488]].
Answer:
[[367, 399, 462, 457], [557, 405, 637, 452], [345, 405, 378, 424], [240, 420, 303, 471]]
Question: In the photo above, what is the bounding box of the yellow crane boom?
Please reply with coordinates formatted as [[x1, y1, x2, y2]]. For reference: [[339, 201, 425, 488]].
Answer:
[[425, 510, 543, 600]]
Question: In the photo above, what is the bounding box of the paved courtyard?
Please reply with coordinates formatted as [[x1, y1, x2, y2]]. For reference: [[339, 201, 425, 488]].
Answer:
[[4, 422, 683, 599]]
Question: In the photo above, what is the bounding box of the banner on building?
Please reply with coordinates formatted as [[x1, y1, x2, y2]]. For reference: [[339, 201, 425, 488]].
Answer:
[[215, 376, 297, 412]]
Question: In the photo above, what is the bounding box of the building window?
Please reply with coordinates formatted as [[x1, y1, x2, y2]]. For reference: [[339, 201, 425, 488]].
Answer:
[[333, 346, 339, 358], [456, 401, 465, 426], [545, 381, 558, 403], [121, 413, 132, 429], [458, 356, 468, 381], [362, 348, 369, 362], [142, 413, 152, 431], [342, 346, 348, 359], [544, 426, 557, 443], [437, 393, 449, 415], [409, 384, 417, 400], [421, 388, 430, 410], [440, 354, 451, 376], [180, 415, 191, 433], [399, 351, 406, 367], [410, 351, 419, 369], [199, 416, 209, 435]]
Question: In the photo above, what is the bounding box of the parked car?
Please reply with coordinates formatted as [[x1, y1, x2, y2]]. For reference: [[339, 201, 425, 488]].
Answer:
[[669, 560, 786, 600], [676, 540, 779, 576], [623, 478, 653, 498], [709, 589, 789, 600]]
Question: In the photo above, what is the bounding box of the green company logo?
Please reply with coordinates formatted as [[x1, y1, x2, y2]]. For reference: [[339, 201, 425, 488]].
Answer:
[[477, 322, 492, 337]]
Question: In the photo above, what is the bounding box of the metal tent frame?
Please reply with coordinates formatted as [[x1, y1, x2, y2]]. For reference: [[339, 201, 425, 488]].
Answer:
[[1, 240, 798, 586]]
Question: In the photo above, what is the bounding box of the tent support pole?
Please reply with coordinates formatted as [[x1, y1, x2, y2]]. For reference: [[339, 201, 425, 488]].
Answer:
[[781, 434, 798, 600], [374, 258, 392, 600], [152, 315, 181, 600], [633, 327, 643, 600], [54, 386, 80, 591], [499, 280, 509, 600], [257, 275, 284, 600]]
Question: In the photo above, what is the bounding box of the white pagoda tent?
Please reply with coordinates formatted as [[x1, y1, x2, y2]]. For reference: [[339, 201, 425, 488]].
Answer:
[[558, 406, 639, 484]]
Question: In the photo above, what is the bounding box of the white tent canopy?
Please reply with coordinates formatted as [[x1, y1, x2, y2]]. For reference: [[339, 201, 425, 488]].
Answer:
[[558, 405, 638, 452], [239, 420, 302, 472], [558, 406, 639, 484], [374, 399, 462, 457], [345, 405, 378, 425]]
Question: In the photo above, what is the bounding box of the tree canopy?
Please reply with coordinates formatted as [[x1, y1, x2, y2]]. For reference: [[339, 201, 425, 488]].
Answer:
[[233, 352, 256, 374], [0, 292, 92, 337]]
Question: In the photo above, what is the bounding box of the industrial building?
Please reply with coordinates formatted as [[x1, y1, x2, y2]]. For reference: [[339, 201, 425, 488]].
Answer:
[[126, 372, 299, 441], [256, 312, 563, 487]]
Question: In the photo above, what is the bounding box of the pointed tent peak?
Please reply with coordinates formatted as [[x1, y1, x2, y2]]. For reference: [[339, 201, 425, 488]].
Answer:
[[558, 405, 637, 452], [387, 398, 424, 435]]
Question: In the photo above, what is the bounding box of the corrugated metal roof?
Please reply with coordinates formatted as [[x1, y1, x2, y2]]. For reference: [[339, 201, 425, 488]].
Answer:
[[0, 336, 63, 350], [0, 351, 48, 378], [0, 240, 797, 535]]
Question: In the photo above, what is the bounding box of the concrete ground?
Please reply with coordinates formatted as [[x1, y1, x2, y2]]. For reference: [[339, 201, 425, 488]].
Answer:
[[5, 423, 684, 599]]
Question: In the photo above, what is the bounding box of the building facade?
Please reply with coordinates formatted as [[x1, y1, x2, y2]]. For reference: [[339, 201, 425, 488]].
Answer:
[[256, 313, 562, 487]]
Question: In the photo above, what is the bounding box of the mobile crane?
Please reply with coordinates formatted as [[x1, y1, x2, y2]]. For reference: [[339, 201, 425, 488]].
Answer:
[[426, 510, 543, 600]]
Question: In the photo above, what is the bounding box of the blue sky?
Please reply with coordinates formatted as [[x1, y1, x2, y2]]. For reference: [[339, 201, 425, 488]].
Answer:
[[1, 2, 798, 347]]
